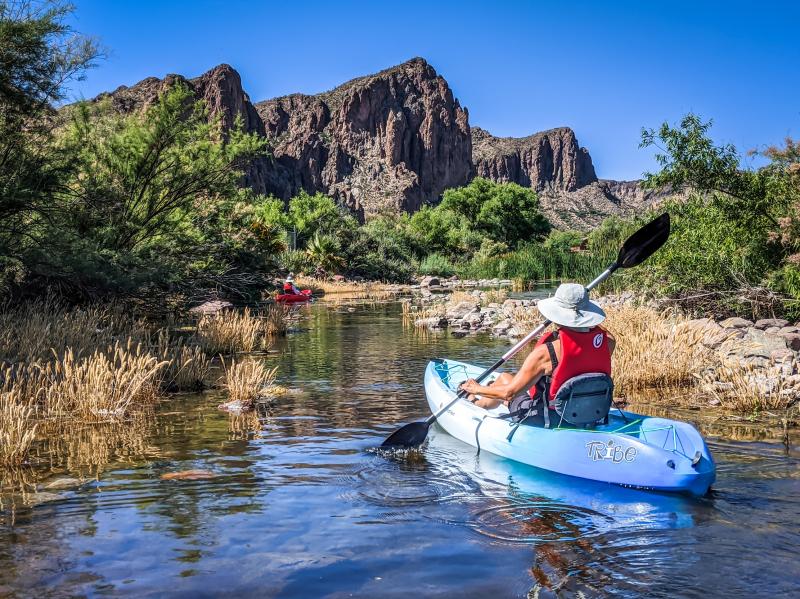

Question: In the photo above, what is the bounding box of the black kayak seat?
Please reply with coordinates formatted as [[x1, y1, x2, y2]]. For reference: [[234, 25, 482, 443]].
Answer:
[[552, 373, 614, 426]]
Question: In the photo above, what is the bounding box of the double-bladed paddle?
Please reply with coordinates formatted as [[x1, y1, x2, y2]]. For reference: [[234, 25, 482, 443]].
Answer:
[[381, 212, 671, 449]]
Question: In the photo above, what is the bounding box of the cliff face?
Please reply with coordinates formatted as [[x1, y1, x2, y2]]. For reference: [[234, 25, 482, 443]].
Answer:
[[95, 64, 281, 195], [256, 58, 473, 216], [471, 126, 659, 229], [93, 60, 660, 229], [472, 126, 596, 192]]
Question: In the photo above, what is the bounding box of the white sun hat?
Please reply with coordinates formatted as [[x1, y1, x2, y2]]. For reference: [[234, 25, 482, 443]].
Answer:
[[537, 283, 606, 328]]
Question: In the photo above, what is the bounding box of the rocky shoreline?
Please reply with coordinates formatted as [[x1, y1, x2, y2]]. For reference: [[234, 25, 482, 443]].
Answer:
[[407, 287, 800, 403]]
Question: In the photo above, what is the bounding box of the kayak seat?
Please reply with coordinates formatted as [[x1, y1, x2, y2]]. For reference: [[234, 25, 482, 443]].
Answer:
[[552, 373, 614, 427]]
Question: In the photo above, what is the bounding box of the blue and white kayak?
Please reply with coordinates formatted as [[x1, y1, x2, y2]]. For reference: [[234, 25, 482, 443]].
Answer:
[[424, 359, 716, 496]]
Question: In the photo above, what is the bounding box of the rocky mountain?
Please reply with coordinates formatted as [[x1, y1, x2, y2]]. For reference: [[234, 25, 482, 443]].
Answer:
[[472, 126, 596, 192], [471, 127, 660, 229], [92, 59, 660, 229], [94, 64, 277, 194], [255, 58, 472, 216]]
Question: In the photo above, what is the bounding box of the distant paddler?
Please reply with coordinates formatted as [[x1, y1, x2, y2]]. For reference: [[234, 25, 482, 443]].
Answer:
[[283, 273, 302, 296]]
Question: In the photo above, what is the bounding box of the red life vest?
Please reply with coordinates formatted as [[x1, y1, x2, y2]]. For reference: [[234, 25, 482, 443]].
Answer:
[[529, 326, 611, 405], [283, 282, 293, 292]]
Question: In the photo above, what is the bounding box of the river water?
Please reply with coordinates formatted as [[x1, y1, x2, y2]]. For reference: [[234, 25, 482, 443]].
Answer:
[[1, 301, 798, 597]]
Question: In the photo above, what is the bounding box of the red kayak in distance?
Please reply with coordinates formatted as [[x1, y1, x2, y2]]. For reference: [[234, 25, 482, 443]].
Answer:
[[276, 289, 313, 303]]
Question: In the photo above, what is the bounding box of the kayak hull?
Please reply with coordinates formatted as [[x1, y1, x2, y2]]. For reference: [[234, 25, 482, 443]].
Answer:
[[276, 289, 312, 303], [424, 359, 716, 496]]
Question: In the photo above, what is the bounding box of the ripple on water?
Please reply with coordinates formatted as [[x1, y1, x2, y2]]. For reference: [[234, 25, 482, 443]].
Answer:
[[346, 450, 483, 509], [462, 499, 616, 545]]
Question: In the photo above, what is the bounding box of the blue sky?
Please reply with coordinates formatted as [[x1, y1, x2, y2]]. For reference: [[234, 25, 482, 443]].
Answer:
[[67, 0, 799, 180]]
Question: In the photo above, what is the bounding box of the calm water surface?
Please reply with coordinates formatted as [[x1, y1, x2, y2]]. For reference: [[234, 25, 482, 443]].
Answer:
[[1, 301, 798, 598]]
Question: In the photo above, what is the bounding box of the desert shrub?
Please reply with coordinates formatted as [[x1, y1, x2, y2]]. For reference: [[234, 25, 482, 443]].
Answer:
[[419, 254, 456, 277]]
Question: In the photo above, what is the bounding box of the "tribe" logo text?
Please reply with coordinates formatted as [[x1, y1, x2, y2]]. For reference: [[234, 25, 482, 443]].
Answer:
[[585, 439, 637, 463]]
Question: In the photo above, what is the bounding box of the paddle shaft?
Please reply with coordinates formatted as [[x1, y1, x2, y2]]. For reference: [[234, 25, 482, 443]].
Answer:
[[424, 263, 619, 426]]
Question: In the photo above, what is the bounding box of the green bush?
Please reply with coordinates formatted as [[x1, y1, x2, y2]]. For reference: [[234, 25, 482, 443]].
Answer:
[[419, 254, 456, 277]]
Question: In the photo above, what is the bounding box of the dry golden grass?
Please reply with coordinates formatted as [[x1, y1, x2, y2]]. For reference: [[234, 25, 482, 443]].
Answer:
[[0, 298, 140, 363], [604, 305, 711, 394], [0, 392, 37, 466], [220, 358, 278, 411], [263, 304, 289, 337], [703, 361, 791, 412], [41, 342, 167, 421], [483, 288, 509, 304], [153, 331, 210, 391], [295, 276, 402, 295], [0, 299, 284, 469], [197, 308, 271, 355]]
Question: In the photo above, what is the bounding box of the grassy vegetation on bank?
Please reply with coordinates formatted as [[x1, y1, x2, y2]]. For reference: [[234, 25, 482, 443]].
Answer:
[[0, 300, 285, 468]]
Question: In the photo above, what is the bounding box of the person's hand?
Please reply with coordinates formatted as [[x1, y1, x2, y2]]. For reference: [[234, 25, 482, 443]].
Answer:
[[460, 378, 480, 394]]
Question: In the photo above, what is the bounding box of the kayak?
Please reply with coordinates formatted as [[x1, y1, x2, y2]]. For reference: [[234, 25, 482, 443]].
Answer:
[[424, 358, 716, 496], [276, 289, 313, 303]]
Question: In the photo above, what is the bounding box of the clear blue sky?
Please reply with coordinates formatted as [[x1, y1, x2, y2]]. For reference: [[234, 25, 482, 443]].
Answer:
[[66, 0, 799, 181]]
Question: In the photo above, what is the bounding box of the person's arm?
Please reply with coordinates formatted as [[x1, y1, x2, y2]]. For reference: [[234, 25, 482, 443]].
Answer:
[[460, 344, 551, 403], [606, 330, 616, 355]]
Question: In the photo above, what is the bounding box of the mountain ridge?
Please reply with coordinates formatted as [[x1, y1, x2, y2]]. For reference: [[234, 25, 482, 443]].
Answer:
[[88, 59, 661, 229]]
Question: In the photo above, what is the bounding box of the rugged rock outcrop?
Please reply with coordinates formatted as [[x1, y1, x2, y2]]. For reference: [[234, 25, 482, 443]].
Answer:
[[472, 126, 596, 192], [471, 126, 663, 229], [91, 59, 663, 228], [256, 58, 473, 216], [93, 64, 286, 196]]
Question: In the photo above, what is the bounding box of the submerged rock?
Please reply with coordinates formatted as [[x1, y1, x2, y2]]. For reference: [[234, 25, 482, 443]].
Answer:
[[39, 477, 82, 491]]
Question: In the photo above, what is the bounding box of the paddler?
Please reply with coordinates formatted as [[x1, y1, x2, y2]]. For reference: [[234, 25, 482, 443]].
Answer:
[[459, 283, 615, 425], [283, 273, 301, 296]]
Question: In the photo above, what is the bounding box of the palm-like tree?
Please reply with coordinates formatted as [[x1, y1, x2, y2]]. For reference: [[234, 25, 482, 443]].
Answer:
[[305, 232, 345, 274]]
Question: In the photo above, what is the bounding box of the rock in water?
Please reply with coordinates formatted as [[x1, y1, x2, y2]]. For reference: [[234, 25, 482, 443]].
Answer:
[[160, 470, 217, 481]]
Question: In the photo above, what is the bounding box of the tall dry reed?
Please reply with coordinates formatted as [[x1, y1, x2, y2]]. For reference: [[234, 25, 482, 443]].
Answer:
[[0, 391, 37, 466], [153, 330, 210, 391], [197, 308, 277, 355], [604, 305, 711, 393], [221, 358, 278, 410]]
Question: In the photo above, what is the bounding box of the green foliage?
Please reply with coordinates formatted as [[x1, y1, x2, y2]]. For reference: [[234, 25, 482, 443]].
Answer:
[[419, 254, 455, 277], [636, 113, 800, 315], [305, 232, 345, 274], [0, 0, 100, 290], [458, 243, 604, 284], [543, 230, 584, 252], [440, 177, 550, 247]]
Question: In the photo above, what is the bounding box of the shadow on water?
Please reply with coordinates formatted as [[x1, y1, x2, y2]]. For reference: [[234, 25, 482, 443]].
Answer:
[[0, 301, 797, 598]]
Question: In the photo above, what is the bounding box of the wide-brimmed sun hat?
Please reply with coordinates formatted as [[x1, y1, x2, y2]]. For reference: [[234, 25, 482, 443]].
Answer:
[[537, 283, 606, 328]]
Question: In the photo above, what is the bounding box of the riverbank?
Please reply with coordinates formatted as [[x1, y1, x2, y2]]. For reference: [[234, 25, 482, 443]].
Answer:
[[0, 300, 289, 473], [406, 289, 800, 414]]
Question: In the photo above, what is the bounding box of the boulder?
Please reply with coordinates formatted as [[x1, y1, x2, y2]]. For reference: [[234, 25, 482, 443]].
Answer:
[[719, 317, 754, 329], [782, 332, 800, 351], [682, 318, 730, 349], [463, 311, 484, 328], [446, 301, 479, 320], [493, 320, 513, 334], [754, 318, 789, 330], [420, 276, 440, 288], [415, 317, 448, 329]]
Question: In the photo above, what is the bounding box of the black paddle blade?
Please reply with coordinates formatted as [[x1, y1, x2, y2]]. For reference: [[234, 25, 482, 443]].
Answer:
[[380, 421, 430, 449], [617, 212, 671, 268]]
